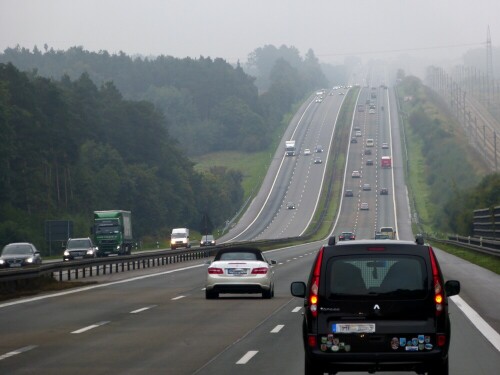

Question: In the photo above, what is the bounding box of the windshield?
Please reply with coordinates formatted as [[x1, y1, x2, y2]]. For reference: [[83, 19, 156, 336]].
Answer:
[[326, 255, 428, 299], [2, 244, 33, 255], [67, 239, 91, 249], [172, 233, 187, 238], [217, 251, 264, 262], [96, 224, 120, 234]]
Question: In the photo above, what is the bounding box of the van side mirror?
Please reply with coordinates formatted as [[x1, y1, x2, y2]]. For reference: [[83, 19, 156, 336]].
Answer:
[[415, 234, 424, 245], [328, 236, 336, 246], [291, 281, 306, 298], [445, 280, 460, 297]]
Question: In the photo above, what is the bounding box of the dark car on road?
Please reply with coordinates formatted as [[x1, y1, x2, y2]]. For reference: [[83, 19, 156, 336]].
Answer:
[[291, 237, 460, 375], [200, 234, 216, 247], [380, 187, 389, 195], [0, 243, 42, 268], [344, 189, 353, 197], [63, 237, 98, 261]]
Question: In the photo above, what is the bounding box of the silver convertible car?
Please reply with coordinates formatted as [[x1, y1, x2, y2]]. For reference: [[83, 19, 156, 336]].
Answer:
[[205, 247, 276, 299]]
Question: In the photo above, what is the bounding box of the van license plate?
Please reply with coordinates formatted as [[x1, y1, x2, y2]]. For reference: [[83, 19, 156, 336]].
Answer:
[[332, 323, 375, 334]]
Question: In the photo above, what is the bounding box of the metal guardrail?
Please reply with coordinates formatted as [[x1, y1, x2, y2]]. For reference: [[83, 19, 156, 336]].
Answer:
[[0, 237, 303, 286], [428, 235, 500, 257]]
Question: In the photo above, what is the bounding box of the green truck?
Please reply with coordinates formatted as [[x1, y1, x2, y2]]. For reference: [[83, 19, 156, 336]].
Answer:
[[91, 210, 133, 256]]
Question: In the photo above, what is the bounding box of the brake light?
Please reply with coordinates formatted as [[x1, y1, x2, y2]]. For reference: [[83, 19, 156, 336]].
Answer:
[[251, 267, 268, 274], [437, 334, 446, 347], [367, 247, 385, 251], [309, 247, 324, 318], [208, 267, 223, 274], [429, 247, 444, 316], [307, 335, 317, 348]]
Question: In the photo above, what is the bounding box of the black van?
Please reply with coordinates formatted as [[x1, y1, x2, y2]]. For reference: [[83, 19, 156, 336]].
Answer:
[[291, 237, 460, 375]]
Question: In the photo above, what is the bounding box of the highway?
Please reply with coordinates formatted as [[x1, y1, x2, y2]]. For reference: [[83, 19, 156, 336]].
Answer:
[[1, 73, 499, 374]]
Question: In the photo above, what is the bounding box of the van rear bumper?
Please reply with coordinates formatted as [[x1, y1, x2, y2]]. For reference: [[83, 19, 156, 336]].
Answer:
[[307, 350, 446, 373]]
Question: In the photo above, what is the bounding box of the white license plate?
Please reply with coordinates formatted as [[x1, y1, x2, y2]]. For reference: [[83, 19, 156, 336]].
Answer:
[[227, 268, 247, 275], [10, 263, 21, 268], [332, 323, 376, 334], [74, 256, 83, 260]]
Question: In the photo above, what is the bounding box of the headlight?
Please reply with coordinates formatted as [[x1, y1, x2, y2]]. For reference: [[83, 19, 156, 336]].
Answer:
[[86, 249, 94, 255], [26, 257, 34, 263], [0, 259, 4, 265], [117, 245, 120, 250], [63, 250, 69, 256]]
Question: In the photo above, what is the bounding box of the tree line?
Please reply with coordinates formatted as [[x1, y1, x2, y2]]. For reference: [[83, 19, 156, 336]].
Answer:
[[0, 45, 330, 156], [398, 75, 499, 236], [0, 44, 331, 250], [0, 63, 244, 250]]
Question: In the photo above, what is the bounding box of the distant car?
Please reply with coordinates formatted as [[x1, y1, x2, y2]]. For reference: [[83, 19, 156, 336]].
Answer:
[[338, 231, 356, 241], [315, 98, 322, 103], [355, 131, 362, 137], [362, 183, 371, 191], [338, 92, 345, 95], [205, 247, 276, 299], [63, 237, 98, 261], [380, 187, 389, 195], [314, 158, 322, 164], [366, 159, 373, 166], [303, 148, 311, 155], [360, 202, 369, 210], [382, 142, 389, 149], [351, 170, 361, 178], [344, 189, 354, 197], [369, 109, 376, 114], [374, 232, 390, 239], [0, 243, 42, 268], [315, 145, 323, 153], [354, 126, 361, 131], [351, 137, 358, 144], [287, 202, 296, 210], [364, 149, 372, 155], [200, 234, 216, 247]]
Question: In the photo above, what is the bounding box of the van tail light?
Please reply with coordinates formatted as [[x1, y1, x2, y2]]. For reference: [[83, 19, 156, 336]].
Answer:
[[251, 267, 268, 274], [437, 334, 447, 347], [429, 247, 444, 316], [307, 334, 317, 348], [208, 267, 223, 274], [309, 247, 324, 318]]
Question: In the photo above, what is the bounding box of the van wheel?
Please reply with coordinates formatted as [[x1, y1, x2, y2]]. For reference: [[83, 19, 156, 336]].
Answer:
[[428, 358, 448, 375], [262, 285, 273, 299], [305, 354, 323, 375]]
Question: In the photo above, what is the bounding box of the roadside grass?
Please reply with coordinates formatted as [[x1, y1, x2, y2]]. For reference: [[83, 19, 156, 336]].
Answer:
[[396, 82, 496, 271], [194, 150, 273, 201], [430, 241, 500, 275]]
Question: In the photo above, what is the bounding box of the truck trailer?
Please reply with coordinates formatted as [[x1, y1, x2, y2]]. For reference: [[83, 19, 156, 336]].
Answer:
[[285, 140, 296, 156], [92, 210, 133, 256]]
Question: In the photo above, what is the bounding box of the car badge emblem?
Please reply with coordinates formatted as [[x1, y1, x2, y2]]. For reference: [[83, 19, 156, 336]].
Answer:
[[373, 304, 380, 310]]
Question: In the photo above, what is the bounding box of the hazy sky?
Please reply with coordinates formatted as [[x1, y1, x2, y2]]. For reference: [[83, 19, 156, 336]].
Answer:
[[1, 0, 499, 65]]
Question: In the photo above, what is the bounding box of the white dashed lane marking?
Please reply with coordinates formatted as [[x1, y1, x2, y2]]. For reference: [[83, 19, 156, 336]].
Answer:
[[292, 306, 302, 313], [0, 345, 37, 361], [271, 325, 285, 333], [236, 350, 258, 364], [71, 321, 109, 334], [130, 305, 157, 314], [171, 296, 185, 301]]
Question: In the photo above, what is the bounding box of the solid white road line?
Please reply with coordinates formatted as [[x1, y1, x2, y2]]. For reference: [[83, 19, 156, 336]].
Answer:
[[130, 305, 157, 314], [0, 345, 37, 361], [292, 307, 302, 313], [236, 350, 258, 365], [71, 321, 109, 334], [271, 324, 285, 333], [450, 295, 500, 352]]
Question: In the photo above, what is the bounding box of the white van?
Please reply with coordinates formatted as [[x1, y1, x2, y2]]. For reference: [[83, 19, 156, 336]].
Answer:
[[366, 139, 374, 147], [171, 228, 190, 249]]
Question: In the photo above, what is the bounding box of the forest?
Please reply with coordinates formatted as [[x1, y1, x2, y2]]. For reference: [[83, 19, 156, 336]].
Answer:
[[0, 45, 331, 251]]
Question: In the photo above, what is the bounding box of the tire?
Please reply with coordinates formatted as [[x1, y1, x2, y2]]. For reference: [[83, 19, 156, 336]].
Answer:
[[304, 354, 323, 375], [205, 289, 218, 299], [262, 285, 273, 299], [428, 358, 449, 375]]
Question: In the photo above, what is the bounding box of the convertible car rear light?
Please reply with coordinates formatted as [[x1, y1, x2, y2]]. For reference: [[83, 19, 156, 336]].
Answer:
[[251, 267, 268, 274], [208, 267, 223, 274]]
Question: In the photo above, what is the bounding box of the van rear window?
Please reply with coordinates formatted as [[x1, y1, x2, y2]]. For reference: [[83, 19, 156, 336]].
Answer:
[[325, 255, 428, 299]]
